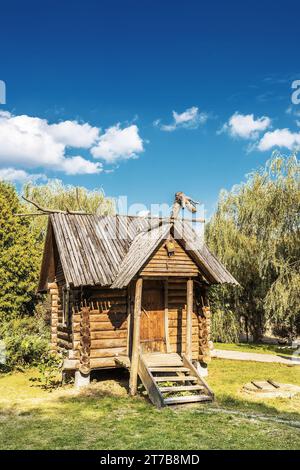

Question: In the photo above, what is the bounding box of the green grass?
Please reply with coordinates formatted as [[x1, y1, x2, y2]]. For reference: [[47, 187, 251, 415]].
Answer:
[[214, 342, 296, 357], [0, 360, 299, 450]]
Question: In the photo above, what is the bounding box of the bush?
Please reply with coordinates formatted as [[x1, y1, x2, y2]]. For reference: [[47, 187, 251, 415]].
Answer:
[[211, 308, 240, 343], [0, 316, 49, 369], [31, 351, 63, 390]]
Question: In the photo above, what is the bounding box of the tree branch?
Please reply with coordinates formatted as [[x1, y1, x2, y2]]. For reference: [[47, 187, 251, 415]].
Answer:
[[21, 195, 92, 215]]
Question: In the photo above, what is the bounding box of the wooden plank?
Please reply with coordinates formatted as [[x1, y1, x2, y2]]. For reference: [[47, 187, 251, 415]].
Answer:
[[89, 358, 120, 368], [114, 355, 130, 369], [149, 367, 190, 373], [73, 330, 127, 340], [154, 375, 198, 382], [129, 277, 143, 396], [73, 322, 127, 333], [138, 355, 165, 408], [142, 352, 183, 368], [160, 385, 204, 392], [182, 354, 214, 399], [90, 347, 127, 358], [90, 338, 127, 349], [73, 312, 127, 322], [164, 280, 171, 353], [164, 395, 212, 405], [186, 279, 193, 360]]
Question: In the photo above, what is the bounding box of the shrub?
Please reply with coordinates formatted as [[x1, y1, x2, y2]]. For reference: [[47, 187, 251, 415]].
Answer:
[[0, 316, 49, 369], [32, 351, 63, 390]]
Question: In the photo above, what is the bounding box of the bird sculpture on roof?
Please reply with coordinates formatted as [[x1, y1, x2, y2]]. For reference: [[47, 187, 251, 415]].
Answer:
[[171, 191, 200, 219]]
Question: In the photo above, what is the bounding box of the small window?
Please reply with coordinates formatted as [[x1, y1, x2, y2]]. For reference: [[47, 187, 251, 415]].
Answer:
[[62, 286, 70, 326]]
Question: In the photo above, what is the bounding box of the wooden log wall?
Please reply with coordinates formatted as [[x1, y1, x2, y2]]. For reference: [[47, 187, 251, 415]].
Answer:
[[198, 305, 212, 364], [72, 287, 128, 369], [141, 239, 199, 277], [48, 282, 59, 351], [167, 279, 199, 360], [56, 283, 73, 351]]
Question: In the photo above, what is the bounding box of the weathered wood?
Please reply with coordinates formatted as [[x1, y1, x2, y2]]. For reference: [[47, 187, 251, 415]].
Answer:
[[160, 385, 204, 393], [164, 280, 170, 353], [154, 375, 198, 382], [73, 330, 127, 341], [73, 321, 127, 333], [90, 347, 127, 358], [164, 395, 211, 405], [186, 279, 193, 360], [89, 357, 122, 368], [114, 355, 131, 369], [129, 277, 143, 396], [48, 282, 59, 351], [182, 354, 214, 399], [89, 338, 127, 349], [79, 307, 91, 374], [138, 355, 165, 408]]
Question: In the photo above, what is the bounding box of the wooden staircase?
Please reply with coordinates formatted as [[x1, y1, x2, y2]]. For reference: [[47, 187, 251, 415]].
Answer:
[[138, 352, 214, 408]]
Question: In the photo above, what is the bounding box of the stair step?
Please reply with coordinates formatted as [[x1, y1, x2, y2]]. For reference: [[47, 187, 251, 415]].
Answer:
[[142, 353, 183, 368], [164, 395, 212, 405], [150, 367, 190, 373], [159, 385, 204, 393], [154, 375, 198, 383]]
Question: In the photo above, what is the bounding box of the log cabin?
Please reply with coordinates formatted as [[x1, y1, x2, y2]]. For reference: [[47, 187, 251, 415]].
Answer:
[[38, 213, 238, 407]]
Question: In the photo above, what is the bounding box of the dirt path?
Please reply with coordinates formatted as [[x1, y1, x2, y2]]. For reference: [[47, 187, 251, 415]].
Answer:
[[212, 349, 300, 365]]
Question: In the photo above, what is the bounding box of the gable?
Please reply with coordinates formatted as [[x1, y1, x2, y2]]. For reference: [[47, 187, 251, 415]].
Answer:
[[140, 237, 199, 277], [38, 220, 64, 291]]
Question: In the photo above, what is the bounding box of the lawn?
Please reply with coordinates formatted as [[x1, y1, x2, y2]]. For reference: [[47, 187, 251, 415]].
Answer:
[[214, 342, 296, 358], [0, 359, 299, 450]]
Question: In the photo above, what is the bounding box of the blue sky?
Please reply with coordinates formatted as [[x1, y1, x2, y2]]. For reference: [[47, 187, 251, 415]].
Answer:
[[0, 0, 299, 216]]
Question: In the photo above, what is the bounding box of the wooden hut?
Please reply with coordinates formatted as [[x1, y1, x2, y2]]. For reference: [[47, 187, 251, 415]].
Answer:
[[38, 213, 238, 407]]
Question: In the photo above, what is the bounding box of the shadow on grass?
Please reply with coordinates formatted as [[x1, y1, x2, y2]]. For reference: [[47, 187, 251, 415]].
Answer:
[[212, 393, 300, 422]]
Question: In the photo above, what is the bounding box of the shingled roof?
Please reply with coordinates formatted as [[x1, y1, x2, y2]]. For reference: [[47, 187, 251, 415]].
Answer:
[[38, 213, 239, 291]]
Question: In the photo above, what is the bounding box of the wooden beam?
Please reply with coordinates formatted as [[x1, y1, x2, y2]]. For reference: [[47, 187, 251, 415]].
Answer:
[[186, 278, 193, 360], [164, 280, 171, 353], [129, 277, 143, 396]]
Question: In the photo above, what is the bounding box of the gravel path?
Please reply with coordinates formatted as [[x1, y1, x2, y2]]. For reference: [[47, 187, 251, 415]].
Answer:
[[212, 348, 300, 365]]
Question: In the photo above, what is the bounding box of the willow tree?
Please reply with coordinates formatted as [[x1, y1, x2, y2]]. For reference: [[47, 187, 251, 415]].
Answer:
[[206, 152, 300, 342], [23, 179, 115, 241]]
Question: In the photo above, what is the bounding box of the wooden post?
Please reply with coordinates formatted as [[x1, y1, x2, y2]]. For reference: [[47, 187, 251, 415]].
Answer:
[[164, 280, 171, 353], [186, 278, 193, 360], [129, 277, 143, 396]]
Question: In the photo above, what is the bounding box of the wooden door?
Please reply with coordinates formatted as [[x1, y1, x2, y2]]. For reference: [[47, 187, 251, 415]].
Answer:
[[140, 281, 166, 353]]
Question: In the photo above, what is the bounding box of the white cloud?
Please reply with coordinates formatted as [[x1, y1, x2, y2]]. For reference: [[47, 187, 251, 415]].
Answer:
[[0, 111, 102, 175], [0, 167, 46, 184], [60, 156, 103, 175], [91, 124, 144, 163], [257, 128, 300, 151], [154, 106, 208, 131], [49, 120, 99, 147], [219, 112, 271, 139]]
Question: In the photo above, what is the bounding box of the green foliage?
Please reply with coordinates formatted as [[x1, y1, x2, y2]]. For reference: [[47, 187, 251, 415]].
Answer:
[[206, 152, 300, 341], [32, 352, 63, 390], [0, 316, 49, 369], [0, 182, 41, 320], [0, 179, 115, 367], [211, 308, 240, 343], [23, 179, 115, 240]]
